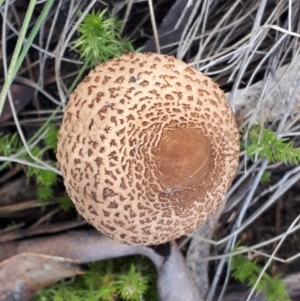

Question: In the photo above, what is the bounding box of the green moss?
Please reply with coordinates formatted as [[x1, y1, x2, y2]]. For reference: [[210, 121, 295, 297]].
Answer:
[[231, 252, 290, 301], [33, 257, 158, 301]]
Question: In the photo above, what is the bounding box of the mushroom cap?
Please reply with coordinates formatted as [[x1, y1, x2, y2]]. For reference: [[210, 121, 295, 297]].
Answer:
[[57, 52, 240, 246]]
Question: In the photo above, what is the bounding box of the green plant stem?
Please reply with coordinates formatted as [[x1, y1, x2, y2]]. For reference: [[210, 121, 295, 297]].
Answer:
[[12, 0, 55, 80], [0, 0, 55, 115], [68, 60, 90, 93], [0, 107, 60, 171], [28, 111, 60, 147], [0, 0, 37, 114]]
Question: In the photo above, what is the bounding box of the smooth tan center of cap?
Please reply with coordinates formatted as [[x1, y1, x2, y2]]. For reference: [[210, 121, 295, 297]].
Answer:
[[152, 128, 211, 188]]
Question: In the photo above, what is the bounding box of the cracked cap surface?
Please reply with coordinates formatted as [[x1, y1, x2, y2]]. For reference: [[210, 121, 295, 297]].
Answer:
[[57, 52, 240, 245]]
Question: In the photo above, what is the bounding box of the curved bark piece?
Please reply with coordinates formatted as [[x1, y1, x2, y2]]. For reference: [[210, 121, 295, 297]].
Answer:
[[186, 202, 225, 298], [157, 241, 204, 301], [0, 230, 163, 267], [231, 55, 300, 125]]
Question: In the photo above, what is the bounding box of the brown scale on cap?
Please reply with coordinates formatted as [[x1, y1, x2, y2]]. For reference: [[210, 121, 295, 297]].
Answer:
[[57, 52, 240, 246]]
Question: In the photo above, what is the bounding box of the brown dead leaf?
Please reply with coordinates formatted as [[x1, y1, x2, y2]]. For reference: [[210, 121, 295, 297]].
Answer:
[[0, 177, 36, 208], [0, 253, 81, 301], [0, 84, 34, 123]]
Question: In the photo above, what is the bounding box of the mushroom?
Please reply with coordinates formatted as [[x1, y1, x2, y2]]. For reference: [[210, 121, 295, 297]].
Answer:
[[56, 52, 240, 246]]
